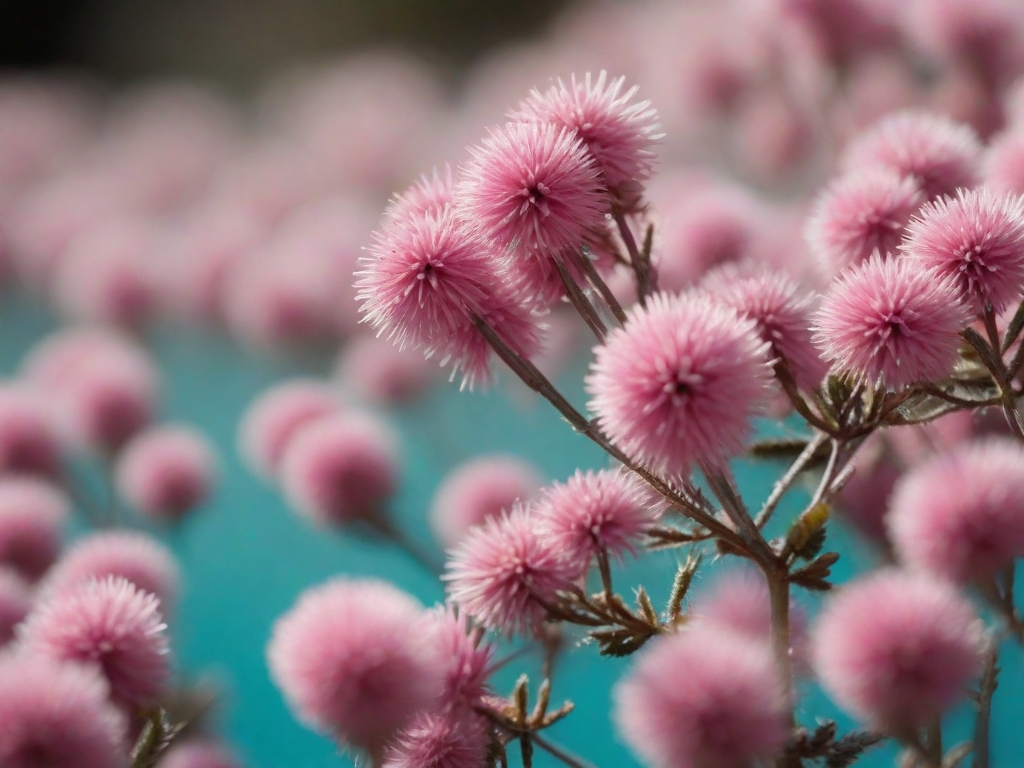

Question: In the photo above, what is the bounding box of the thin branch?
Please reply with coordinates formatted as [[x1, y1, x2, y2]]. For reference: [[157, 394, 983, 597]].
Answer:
[[972, 639, 999, 768], [612, 211, 653, 305], [551, 251, 607, 342], [756, 431, 828, 529], [569, 247, 628, 324], [532, 735, 597, 768]]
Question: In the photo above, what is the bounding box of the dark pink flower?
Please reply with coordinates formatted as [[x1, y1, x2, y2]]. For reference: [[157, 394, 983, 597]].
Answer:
[[0, 477, 68, 582], [457, 122, 608, 254], [0, 654, 127, 768], [587, 292, 772, 478], [382, 713, 489, 768], [841, 110, 982, 200], [812, 255, 969, 389], [279, 411, 399, 528], [444, 505, 575, 636], [901, 186, 1024, 313], [0, 384, 61, 478], [0, 569, 31, 646], [429, 455, 542, 549], [805, 168, 923, 275], [160, 739, 242, 768], [614, 624, 787, 768], [21, 576, 171, 709], [811, 569, 984, 729], [267, 578, 440, 752]]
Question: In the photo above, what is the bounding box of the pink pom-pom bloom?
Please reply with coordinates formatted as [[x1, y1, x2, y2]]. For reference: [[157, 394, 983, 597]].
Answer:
[[383, 165, 455, 224], [0, 384, 62, 477], [888, 439, 1024, 582], [160, 739, 242, 768], [457, 121, 608, 255], [840, 111, 982, 200], [901, 187, 1024, 313], [537, 468, 660, 575], [804, 168, 924, 275], [444, 505, 575, 636], [0, 655, 127, 768], [0, 569, 31, 645], [509, 71, 661, 206], [279, 411, 399, 528], [114, 425, 216, 522], [429, 455, 542, 549], [382, 713, 489, 768], [812, 255, 969, 389], [586, 292, 772, 478], [812, 569, 984, 730], [426, 606, 494, 716], [267, 578, 440, 752], [982, 129, 1024, 195], [42, 530, 180, 610], [614, 624, 787, 768], [334, 334, 435, 407], [21, 576, 171, 710], [0, 477, 67, 582], [238, 379, 339, 481], [20, 326, 148, 393]]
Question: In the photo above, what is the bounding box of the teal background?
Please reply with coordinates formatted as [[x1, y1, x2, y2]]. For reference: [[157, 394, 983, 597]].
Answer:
[[1, 288, 1021, 768]]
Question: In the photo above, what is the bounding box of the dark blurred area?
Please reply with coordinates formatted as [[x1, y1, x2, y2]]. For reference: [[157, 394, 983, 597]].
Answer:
[[0, 0, 572, 86]]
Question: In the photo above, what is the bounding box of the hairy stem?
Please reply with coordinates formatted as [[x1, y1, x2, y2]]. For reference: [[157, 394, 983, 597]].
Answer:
[[973, 640, 999, 768], [552, 251, 607, 342], [756, 431, 828, 529], [612, 210, 653, 305], [568, 247, 628, 324]]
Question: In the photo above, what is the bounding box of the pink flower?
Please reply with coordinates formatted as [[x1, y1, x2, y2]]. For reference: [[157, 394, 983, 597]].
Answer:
[[982, 129, 1024, 195], [334, 334, 436, 407], [279, 411, 399, 528], [0, 477, 68, 582], [509, 71, 661, 206], [429, 455, 542, 549], [0, 654, 127, 768], [586, 292, 772, 478], [114, 425, 217, 522], [841, 110, 982, 200], [811, 569, 984, 729], [267, 578, 440, 752], [21, 576, 171, 709], [160, 739, 242, 768], [536, 468, 660, 575], [0, 384, 61, 477], [835, 437, 901, 543], [444, 505, 575, 636], [0, 569, 31, 646], [812, 255, 969, 389], [457, 121, 608, 254], [901, 187, 1024, 313], [804, 168, 923, 275], [384, 166, 455, 224], [42, 530, 180, 611], [238, 379, 339, 481], [382, 713, 489, 768], [20, 326, 147, 393], [888, 439, 1024, 582], [614, 624, 787, 768], [425, 606, 494, 715]]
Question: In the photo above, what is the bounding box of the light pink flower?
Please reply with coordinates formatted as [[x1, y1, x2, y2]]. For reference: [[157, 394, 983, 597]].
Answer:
[[0, 477, 67, 582], [812, 255, 969, 389], [20, 326, 148, 394], [805, 168, 923, 275], [901, 186, 1024, 313], [160, 739, 242, 768], [587, 292, 772, 478], [834, 437, 901, 543], [888, 439, 1024, 582], [457, 121, 608, 254], [425, 606, 494, 715], [384, 166, 455, 224], [114, 425, 217, 522], [811, 568, 984, 729], [444, 505, 575, 636], [267, 578, 440, 752], [769, 0, 900, 66], [0, 384, 61, 477], [429, 455, 542, 549], [334, 334, 436, 407], [982, 129, 1024, 195], [21, 576, 171, 709], [0, 654, 127, 768], [841, 110, 982, 200], [0, 569, 31, 645], [382, 713, 489, 768], [279, 411, 399, 528], [614, 624, 787, 768]]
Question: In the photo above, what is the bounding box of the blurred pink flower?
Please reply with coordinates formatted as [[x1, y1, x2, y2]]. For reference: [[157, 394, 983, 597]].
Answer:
[[334, 334, 436, 407], [0, 477, 68, 582], [425, 606, 494, 716], [160, 739, 242, 768], [0, 384, 62, 478], [982, 129, 1024, 195], [382, 713, 489, 768], [0, 568, 31, 646], [834, 437, 901, 543]]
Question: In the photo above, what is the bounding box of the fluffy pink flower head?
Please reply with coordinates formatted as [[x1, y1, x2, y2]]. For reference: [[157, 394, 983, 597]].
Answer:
[[382, 713, 489, 768], [805, 168, 924, 275], [20, 326, 147, 393], [429, 455, 542, 549], [841, 111, 982, 200], [160, 740, 242, 768], [384, 165, 455, 224], [536, 468, 661, 575], [509, 71, 661, 206], [901, 186, 1024, 313], [114, 425, 217, 522], [0, 476, 68, 582], [888, 439, 1024, 582], [42, 530, 180, 611], [21, 575, 171, 710], [279, 411, 399, 528], [457, 121, 608, 254], [334, 334, 435, 407], [982, 129, 1024, 195], [267, 578, 440, 752], [425, 605, 494, 715], [238, 379, 339, 481], [444, 505, 575, 636], [0, 569, 31, 645], [811, 569, 984, 730], [812, 255, 969, 389], [0, 654, 127, 768], [0, 384, 61, 477], [614, 624, 787, 768], [587, 292, 772, 478], [702, 264, 826, 391]]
